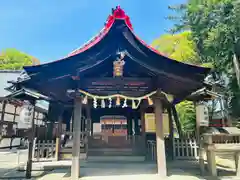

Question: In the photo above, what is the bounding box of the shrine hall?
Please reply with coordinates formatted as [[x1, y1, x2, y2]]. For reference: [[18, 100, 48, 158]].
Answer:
[[7, 6, 211, 179]]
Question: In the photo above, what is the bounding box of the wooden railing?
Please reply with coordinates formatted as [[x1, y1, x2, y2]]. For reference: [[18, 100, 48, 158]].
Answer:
[[211, 134, 240, 144], [199, 133, 240, 177], [0, 137, 21, 150], [147, 137, 199, 161], [34, 139, 56, 161], [147, 140, 156, 161]]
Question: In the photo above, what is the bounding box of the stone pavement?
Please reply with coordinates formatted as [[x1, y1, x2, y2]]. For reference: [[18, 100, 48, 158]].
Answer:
[[0, 149, 28, 177], [0, 151, 239, 180], [1, 160, 239, 180]]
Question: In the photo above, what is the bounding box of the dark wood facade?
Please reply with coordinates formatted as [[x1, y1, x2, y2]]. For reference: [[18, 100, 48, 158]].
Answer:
[[7, 6, 211, 179]]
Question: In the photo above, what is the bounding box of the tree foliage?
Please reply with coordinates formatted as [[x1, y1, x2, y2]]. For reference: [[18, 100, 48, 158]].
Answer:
[[0, 48, 39, 70], [152, 31, 199, 64], [151, 32, 199, 131], [176, 101, 196, 132], [167, 0, 240, 120]]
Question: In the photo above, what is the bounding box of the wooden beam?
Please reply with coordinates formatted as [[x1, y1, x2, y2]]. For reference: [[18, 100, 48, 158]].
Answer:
[[154, 91, 167, 177], [71, 97, 82, 179]]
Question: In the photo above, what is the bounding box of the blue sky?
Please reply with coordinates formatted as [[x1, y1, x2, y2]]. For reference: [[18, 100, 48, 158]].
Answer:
[[0, 0, 186, 63]]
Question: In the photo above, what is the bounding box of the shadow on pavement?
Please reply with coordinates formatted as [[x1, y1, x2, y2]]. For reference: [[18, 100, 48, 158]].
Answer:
[[0, 168, 52, 179]]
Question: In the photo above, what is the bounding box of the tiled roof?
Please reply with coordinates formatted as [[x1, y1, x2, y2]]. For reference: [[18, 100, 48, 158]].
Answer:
[[0, 71, 21, 97]]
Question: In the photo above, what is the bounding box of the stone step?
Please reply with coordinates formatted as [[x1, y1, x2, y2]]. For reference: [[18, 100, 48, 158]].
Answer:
[[88, 148, 135, 152], [60, 153, 86, 160], [87, 155, 145, 162], [88, 151, 143, 156]]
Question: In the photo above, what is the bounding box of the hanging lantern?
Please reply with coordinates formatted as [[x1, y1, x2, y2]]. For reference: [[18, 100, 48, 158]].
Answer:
[[108, 98, 112, 108], [93, 98, 97, 108], [122, 98, 127, 108], [82, 95, 88, 105], [116, 96, 121, 106], [132, 100, 137, 109], [101, 99, 106, 108], [113, 52, 125, 77], [147, 97, 153, 106]]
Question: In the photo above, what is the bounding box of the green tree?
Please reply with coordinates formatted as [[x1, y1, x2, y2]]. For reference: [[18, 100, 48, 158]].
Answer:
[[0, 48, 39, 70], [176, 101, 196, 132], [168, 0, 240, 120], [151, 32, 199, 132], [152, 31, 200, 64]]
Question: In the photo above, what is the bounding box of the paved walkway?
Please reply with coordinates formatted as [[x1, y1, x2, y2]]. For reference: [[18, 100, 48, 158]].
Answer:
[[0, 150, 238, 180], [1, 160, 238, 180], [0, 149, 28, 178]]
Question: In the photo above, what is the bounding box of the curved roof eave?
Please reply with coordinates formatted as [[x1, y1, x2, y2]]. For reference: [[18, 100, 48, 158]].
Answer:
[[65, 6, 210, 72], [23, 6, 211, 80]]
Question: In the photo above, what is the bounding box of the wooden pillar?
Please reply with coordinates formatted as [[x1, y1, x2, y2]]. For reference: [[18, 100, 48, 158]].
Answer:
[[66, 120, 71, 132], [195, 102, 205, 175], [0, 100, 7, 138], [127, 111, 133, 136], [167, 106, 174, 160], [140, 105, 146, 153], [129, 114, 133, 136], [171, 105, 182, 138], [199, 137, 205, 175], [219, 98, 226, 126], [134, 111, 139, 135], [55, 111, 63, 161], [154, 92, 167, 177], [26, 102, 36, 179], [71, 97, 82, 180], [195, 102, 201, 143], [13, 105, 17, 122], [234, 152, 240, 176], [204, 134, 217, 177], [47, 122, 54, 140], [140, 106, 145, 138], [86, 104, 91, 157]]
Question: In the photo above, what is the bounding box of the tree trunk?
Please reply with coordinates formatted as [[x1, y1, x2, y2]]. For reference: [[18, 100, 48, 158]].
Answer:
[[233, 53, 240, 88]]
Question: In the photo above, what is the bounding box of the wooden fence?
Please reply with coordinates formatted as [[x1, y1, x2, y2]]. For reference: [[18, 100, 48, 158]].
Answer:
[[34, 139, 56, 161], [147, 134, 240, 161], [212, 134, 240, 144], [173, 138, 198, 160], [147, 137, 199, 161], [32, 132, 87, 162], [32, 132, 240, 162]]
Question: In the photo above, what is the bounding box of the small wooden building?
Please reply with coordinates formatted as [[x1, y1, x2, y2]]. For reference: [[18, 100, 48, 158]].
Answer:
[[0, 70, 47, 139], [8, 6, 210, 179]]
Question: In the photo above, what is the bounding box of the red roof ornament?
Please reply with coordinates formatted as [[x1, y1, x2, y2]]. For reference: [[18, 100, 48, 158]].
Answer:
[[105, 6, 133, 30], [68, 6, 133, 57]]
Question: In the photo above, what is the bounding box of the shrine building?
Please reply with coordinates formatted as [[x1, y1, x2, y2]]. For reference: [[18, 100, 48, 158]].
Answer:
[[8, 6, 211, 179]]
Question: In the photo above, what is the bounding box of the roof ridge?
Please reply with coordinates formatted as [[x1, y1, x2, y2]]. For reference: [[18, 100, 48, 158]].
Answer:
[[0, 70, 22, 73], [67, 27, 105, 57], [67, 6, 132, 57]]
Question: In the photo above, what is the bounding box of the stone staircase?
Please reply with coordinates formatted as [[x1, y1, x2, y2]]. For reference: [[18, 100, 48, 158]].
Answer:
[[87, 147, 145, 162], [60, 135, 146, 162], [87, 135, 145, 162]]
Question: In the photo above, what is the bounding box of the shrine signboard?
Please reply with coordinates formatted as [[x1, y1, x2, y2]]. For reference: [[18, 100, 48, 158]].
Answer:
[[80, 77, 153, 96], [196, 103, 209, 127]]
